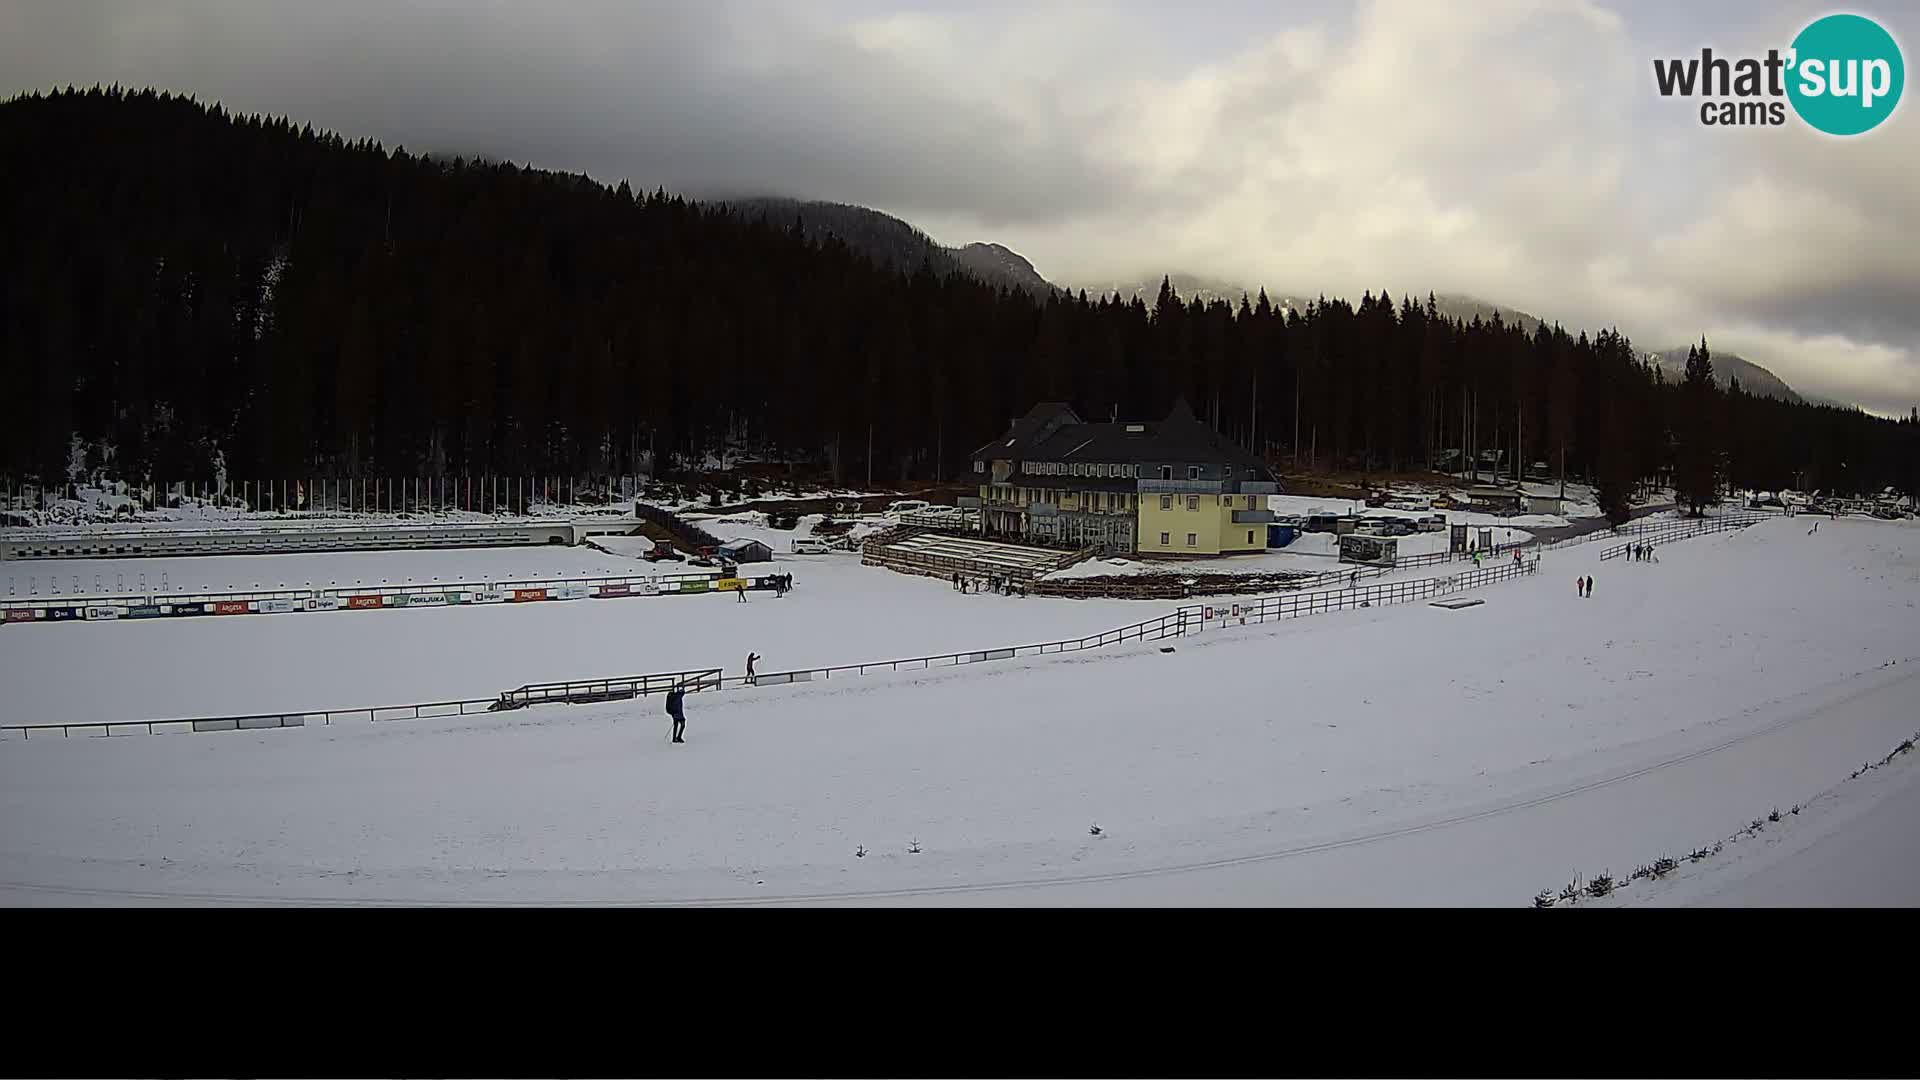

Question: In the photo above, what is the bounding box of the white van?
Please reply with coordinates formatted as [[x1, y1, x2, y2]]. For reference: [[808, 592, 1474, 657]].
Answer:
[[792, 537, 831, 554], [886, 500, 931, 515]]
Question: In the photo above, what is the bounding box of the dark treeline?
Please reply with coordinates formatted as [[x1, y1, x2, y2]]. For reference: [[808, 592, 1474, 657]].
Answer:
[[3, 88, 1915, 508]]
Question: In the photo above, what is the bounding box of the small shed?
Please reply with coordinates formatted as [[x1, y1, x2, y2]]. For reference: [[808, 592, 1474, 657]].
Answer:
[[1525, 493, 1567, 516], [717, 538, 774, 563]]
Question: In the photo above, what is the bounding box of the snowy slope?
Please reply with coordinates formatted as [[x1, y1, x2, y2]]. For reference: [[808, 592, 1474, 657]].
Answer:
[[3, 516, 1916, 905]]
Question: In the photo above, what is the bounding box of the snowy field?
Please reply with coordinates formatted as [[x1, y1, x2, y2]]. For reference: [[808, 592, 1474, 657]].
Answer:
[[0, 529, 1166, 724], [3, 515, 1917, 905], [0, 544, 647, 600]]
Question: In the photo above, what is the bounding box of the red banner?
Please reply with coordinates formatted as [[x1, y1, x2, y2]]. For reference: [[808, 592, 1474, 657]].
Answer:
[[213, 600, 251, 615], [346, 595, 384, 609], [3, 609, 35, 623], [512, 588, 548, 602]]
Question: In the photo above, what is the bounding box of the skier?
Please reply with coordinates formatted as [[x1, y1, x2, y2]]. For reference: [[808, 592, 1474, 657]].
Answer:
[[1587, 575, 1595, 597], [746, 652, 760, 685], [1576, 576, 1582, 598], [736, 578, 748, 602], [665, 682, 687, 743]]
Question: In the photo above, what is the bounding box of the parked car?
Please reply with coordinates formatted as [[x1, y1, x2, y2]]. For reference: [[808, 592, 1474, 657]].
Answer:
[[688, 556, 716, 568], [792, 537, 831, 554], [886, 499, 931, 515]]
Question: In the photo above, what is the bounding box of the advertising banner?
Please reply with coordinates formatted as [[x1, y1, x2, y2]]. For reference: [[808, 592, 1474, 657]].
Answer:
[[512, 588, 547, 602], [212, 600, 252, 615], [468, 590, 508, 604], [595, 583, 631, 598], [553, 585, 590, 601], [307, 596, 343, 611], [259, 598, 302, 614], [125, 605, 166, 619], [680, 580, 709, 594], [84, 606, 123, 620], [4, 608, 39, 623], [346, 595, 384, 610], [403, 593, 449, 607], [1339, 534, 1398, 566]]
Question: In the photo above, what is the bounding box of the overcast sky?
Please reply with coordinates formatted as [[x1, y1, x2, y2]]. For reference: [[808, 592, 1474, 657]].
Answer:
[[4, 0, 1916, 415]]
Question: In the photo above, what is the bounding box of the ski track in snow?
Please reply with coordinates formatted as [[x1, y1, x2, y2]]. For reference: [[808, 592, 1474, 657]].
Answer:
[[2, 515, 1918, 905]]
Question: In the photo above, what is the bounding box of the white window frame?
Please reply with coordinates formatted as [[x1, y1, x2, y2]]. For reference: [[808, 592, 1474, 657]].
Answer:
[[1159, 531, 1170, 545], [1186, 532, 1198, 547], [1160, 495, 1172, 511], [1188, 465, 1200, 480], [1186, 495, 1199, 511]]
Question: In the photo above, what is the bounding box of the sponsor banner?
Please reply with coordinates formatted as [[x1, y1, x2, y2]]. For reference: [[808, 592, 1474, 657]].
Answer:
[[403, 593, 449, 607], [213, 600, 252, 615], [346, 595, 384, 610], [307, 597, 343, 612], [595, 583, 631, 598], [716, 578, 745, 592], [468, 590, 508, 605], [259, 598, 302, 614], [125, 605, 166, 619], [679, 580, 709, 594], [512, 588, 547, 603], [49, 607, 81, 620], [83, 606, 124, 620], [3, 609, 39, 623], [637, 581, 661, 596], [553, 585, 590, 601]]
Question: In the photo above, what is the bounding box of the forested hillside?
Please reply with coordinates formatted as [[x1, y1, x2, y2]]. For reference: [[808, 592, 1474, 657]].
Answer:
[[2, 88, 1914, 501]]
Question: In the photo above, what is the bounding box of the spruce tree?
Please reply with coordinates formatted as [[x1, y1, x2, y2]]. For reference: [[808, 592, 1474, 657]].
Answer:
[[1676, 337, 1721, 515]]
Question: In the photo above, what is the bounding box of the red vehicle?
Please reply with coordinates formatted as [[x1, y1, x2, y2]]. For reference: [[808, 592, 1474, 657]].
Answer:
[[644, 541, 684, 562]]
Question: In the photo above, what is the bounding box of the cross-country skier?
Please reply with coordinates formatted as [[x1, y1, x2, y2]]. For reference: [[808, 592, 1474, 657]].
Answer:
[[666, 682, 687, 743], [746, 652, 759, 685]]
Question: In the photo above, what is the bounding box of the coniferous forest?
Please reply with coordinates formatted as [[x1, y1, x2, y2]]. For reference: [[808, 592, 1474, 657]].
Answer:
[[3, 88, 1916, 507]]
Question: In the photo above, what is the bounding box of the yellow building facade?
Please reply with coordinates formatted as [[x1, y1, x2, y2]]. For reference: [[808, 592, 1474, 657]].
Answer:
[[972, 400, 1277, 557]]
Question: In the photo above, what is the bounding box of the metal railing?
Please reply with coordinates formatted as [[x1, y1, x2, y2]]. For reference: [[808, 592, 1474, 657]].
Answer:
[[495, 668, 725, 709], [1597, 514, 1764, 560], [2, 696, 503, 740]]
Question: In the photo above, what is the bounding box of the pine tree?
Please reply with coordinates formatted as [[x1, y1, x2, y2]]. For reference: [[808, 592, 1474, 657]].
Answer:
[[1675, 337, 1721, 514]]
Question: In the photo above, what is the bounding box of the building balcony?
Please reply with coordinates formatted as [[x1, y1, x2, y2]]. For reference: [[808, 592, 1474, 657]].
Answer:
[[1232, 509, 1275, 524], [1240, 481, 1280, 495], [1138, 478, 1225, 494]]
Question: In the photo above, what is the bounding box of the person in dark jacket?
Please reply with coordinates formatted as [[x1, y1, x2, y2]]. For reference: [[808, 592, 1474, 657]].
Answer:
[[746, 652, 760, 685], [666, 682, 687, 743]]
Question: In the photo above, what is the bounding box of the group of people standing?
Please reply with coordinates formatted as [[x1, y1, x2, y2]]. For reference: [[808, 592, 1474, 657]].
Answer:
[[953, 572, 1026, 597], [1576, 575, 1595, 598], [1627, 542, 1658, 562]]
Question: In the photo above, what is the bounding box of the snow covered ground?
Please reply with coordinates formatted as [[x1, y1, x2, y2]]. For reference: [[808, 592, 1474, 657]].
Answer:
[[0, 533, 1167, 725], [0, 544, 646, 600], [3, 514, 1916, 905]]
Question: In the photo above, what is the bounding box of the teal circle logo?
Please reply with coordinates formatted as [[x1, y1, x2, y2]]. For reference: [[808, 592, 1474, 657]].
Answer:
[[1787, 14, 1904, 135]]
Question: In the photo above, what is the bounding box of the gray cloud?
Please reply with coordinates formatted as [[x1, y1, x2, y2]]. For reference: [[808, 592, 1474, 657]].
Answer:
[[2, 0, 1916, 413]]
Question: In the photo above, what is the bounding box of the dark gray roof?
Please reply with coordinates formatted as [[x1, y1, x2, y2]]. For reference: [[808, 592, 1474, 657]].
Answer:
[[973, 399, 1272, 478]]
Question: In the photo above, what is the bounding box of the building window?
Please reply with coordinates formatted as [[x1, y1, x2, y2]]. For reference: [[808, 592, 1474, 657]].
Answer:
[[1247, 530, 1255, 544], [1159, 466, 1172, 480], [1186, 496, 1199, 511], [973, 461, 984, 473], [1159, 531, 1170, 545], [1188, 465, 1200, 480], [1186, 532, 1198, 547], [1160, 495, 1172, 511]]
